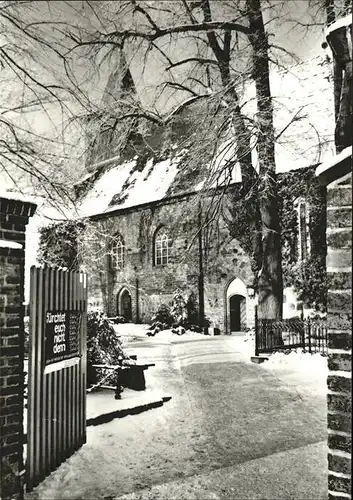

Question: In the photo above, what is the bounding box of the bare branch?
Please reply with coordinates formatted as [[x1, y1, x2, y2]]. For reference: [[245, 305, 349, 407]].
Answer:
[[131, 0, 160, 32], [165, 57, 218, 71], [161, 81, 200, 98], [275, 106, 307, 141], [68, 20, 251, 53]]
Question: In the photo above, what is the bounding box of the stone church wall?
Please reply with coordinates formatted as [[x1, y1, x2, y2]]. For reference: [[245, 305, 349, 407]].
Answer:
[[84, 191, 254, 331]]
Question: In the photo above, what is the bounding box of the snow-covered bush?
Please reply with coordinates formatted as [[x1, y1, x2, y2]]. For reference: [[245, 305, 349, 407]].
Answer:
[[87, 311, 128, 385], [108, 315, 127, 324], [148, 291, 207, 336], [171, 288, 188, 325], [150, 304, 174, 328]]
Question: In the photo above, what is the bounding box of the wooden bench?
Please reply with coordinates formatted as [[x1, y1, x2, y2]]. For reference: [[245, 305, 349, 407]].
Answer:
[[89, 361, 155, 399], [120, 362, 155, 391]]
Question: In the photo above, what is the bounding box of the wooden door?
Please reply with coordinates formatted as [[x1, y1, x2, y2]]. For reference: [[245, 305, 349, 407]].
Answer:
[[121, 290, 132, 321]]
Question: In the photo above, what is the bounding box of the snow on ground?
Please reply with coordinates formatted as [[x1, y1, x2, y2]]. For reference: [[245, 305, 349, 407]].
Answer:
[[262, 348, 328, 398], [114, 323, 328, 387], [233, 330, 256, 359], [148, 328, 205, 340], [113, 323, 205, 343], [262, 349, 327, 375], [216, 329, 328, 398], [24, 325, 328, 500], [113, 323, 150, 339]]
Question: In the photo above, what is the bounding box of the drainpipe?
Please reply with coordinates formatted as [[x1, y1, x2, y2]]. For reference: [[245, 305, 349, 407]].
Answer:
[[198, 202, 205, 329], [134, 266, 140, 323]]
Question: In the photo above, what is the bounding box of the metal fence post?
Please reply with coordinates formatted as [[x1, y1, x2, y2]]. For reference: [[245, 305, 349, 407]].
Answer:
[[300, 318, 305, 348], [324, 322, 328, 354], [255, 305, 259, 356], [308, 318, 312, 354]]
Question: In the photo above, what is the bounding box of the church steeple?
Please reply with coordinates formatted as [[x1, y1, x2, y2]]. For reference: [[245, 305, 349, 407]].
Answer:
[[101, 50, 137, 108], [86, 49, 138, 170]]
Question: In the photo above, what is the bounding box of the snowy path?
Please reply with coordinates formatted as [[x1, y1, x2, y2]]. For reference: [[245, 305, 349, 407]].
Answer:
[[25, 331, 328, 500]]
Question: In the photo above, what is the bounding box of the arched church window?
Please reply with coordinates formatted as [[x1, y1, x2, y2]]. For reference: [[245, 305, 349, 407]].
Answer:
[[295, 199, 310, 262], [110, 233, 125, 270], [154, 227, 170, 266]]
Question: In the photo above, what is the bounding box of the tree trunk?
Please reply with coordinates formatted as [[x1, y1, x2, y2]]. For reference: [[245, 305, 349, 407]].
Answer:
[[198, 202, 205, 328], [330, 7, 353, 153], [246, 0, 283, 320], [201, 0, 257, 187], [202, 0, 282, 319]]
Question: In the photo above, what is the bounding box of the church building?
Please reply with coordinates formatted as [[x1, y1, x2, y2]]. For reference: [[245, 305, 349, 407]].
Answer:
[[74, 131, 326, 333], [41, 37, 331, 334]]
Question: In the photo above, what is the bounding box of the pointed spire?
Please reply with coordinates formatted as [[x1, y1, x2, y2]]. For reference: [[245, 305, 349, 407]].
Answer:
[[86, 49, 138, 170], [101, 49, 137, 108]]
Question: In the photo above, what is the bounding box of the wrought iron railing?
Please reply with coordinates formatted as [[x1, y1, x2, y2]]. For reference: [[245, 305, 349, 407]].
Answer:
[[255, 311, 328, 356]]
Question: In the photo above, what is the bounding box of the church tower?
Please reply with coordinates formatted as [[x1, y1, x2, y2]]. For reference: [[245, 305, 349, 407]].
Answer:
[[85, 49, 138, 171]]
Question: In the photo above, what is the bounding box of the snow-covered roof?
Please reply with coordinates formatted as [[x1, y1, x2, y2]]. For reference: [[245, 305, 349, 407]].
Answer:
[[78, 156, 181, 217], [315, 146, 352, 177], [77, 145, 242, 218], [326, 13, 352, 38], [78, 54, 336, 219]]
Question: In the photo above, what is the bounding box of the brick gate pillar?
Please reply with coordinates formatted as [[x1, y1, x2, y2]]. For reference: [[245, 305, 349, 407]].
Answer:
[[0, 196, 37, 500], [316, 149, 352, 500]]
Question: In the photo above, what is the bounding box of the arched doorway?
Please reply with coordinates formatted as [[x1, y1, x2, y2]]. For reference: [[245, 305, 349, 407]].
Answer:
[[225, 277, 248, 334], [118, 288, 132, 321], [229, 294, 246, 332]]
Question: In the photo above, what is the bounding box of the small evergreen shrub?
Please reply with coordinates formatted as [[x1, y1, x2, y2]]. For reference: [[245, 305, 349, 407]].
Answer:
[[150, 304, 174, 327], [171, 289, 187, 325], [87, 311, 128, 385], [148, 291, 209, 335]]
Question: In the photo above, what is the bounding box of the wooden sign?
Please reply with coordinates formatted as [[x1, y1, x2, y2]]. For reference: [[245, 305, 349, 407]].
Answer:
[[45, 310, 81, 366]]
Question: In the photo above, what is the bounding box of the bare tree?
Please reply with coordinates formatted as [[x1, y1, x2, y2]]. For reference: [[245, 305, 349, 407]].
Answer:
[[58, 0, 287, 318], [0, 1, 90, 213], [38, 217, 123, 312], [2, 0, 335, 319], [321, 0, 352, 151]]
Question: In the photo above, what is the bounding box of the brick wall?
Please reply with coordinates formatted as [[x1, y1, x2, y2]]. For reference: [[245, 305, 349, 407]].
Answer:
[[325, 171, 352, 500], [0, 196, 36, 500]]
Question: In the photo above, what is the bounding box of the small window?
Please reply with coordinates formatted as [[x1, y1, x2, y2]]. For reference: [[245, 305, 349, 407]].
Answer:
[[154, 228, 170, 266], [110, 234, 125, 270]]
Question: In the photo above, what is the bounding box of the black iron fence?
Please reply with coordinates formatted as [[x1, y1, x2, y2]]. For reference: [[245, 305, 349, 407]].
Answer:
[[304, 319, 328, 355], [255, 312, 328, 356]]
